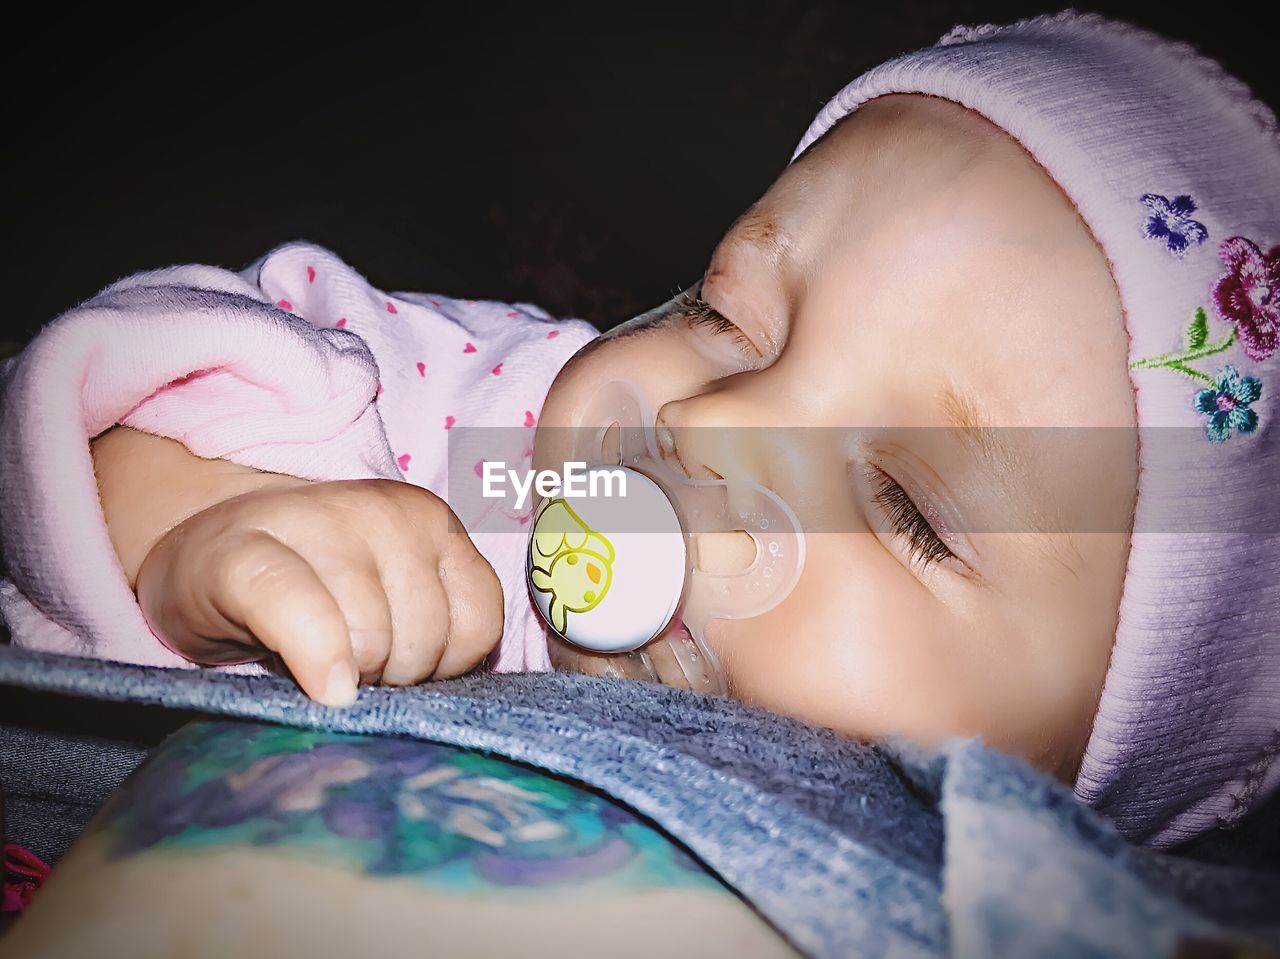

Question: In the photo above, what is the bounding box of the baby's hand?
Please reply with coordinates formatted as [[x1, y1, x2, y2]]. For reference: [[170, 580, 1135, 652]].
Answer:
[[135, 479, 504, 706]]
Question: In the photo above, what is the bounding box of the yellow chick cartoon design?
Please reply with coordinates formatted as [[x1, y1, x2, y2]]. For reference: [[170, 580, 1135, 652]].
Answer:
[[528, 498, 615, 635]]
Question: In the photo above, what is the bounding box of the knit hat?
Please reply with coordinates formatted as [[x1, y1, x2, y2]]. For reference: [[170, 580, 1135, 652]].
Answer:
[[790, 10, 1280, 848]]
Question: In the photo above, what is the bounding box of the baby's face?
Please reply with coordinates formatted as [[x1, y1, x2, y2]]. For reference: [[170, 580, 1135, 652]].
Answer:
[[535, 94, 1138, 780]]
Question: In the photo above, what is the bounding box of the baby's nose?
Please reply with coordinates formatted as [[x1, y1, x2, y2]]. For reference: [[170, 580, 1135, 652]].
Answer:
[[654, 382, 834, 534], [654, 388, 777, 485]]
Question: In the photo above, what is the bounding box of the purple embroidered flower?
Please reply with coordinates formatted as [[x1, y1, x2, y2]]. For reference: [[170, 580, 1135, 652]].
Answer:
[[1213, 236, 1280, 361], [1140, 194, 1208, 258], [1194, 365, 1262, 443]]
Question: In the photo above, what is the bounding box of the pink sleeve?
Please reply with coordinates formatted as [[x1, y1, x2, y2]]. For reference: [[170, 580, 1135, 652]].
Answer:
[[0, 261, 400, 668]]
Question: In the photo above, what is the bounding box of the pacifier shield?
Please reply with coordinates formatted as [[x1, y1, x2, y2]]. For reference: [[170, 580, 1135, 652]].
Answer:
[[527, 466, 686, 653]]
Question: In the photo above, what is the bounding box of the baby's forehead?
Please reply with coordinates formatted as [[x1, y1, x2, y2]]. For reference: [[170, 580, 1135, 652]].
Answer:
[[790, 94, 1007, 177], [734, 110, 1049, 274]]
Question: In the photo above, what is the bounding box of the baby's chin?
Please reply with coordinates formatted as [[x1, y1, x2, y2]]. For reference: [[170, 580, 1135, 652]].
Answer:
[[547, 614, 724, 696]]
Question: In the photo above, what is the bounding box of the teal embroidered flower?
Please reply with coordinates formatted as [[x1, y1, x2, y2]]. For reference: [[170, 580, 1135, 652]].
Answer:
[[1194, 366, 1262, 443], [1132, 309, 1265, 443]]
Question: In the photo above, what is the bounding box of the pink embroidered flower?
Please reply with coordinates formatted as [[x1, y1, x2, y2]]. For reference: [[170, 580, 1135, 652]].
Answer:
[[1213, 237, 1279, 361]]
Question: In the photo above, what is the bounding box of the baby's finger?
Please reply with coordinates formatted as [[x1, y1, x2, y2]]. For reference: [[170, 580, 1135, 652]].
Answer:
[[433, 527, 505, 679], [304, 552, 395, 685], [216, 533, 360, 707], [378, 558, 450, 686]]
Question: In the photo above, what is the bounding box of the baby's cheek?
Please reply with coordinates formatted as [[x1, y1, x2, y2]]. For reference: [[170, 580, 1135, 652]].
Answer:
[[713, 553, 976, 743], [710, 527, 1104, 774]]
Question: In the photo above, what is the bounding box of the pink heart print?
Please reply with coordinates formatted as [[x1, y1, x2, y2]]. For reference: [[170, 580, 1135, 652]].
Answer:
[[277, 299, 293, 311], [444, 415, 456, 430], [547, 330, 559, 339], [397, 453, 411, 473], [464, 342, 477, 353], [336, 318, 347, 328], [386, 300, 398, 314], [416, 362, 426, 377], [524, 410, 536, 427], [376, 383, 384, 396], [491, 363, 503, 376], [474, 460, 484, 477], [307, 266, 316, 284]]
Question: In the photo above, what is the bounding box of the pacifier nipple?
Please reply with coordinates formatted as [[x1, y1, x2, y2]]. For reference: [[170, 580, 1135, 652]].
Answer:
[[526, 377, 805, 694]]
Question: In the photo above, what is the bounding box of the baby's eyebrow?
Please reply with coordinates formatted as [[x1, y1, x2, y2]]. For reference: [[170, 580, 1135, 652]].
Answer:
[[939, 387, 1083, 574], [734, 207, 781, 246], [727, 207, 794, 267], [939, 387, 1017, 470]]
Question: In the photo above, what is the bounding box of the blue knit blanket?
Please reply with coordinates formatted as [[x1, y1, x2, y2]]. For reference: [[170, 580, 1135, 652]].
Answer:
[[1, 645, 1276, 958]]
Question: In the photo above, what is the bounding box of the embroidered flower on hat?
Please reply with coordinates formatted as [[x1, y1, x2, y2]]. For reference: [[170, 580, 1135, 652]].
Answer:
[[1194, 365, 1262, 443], [1132, 307, 1265, 443], [1131, 307, 1234, 380], [1140, 194, 1208, 258], [1213, 236, 1279, 361], [1130, 226, 1275, 443]]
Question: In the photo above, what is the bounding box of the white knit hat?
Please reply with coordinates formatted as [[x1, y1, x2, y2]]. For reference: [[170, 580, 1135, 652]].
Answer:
[[791, 10, 1280, 847]]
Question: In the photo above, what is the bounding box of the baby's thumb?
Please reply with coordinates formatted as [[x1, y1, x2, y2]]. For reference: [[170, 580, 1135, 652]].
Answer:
[[217, 534, 361, 708]]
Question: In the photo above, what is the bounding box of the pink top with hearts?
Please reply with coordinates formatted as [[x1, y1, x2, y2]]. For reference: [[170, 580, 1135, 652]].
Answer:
[[0, 241, 599, 674]]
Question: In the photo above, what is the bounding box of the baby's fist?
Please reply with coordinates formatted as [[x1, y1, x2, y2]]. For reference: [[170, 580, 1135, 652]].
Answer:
[[135, 479, 504, 706]]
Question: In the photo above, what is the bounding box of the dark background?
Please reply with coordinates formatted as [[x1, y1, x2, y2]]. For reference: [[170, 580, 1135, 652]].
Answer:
[[6, 2, 1276, 346]]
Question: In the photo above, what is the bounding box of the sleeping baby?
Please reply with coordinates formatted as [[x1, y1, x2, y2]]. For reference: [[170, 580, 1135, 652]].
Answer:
[[1, 10, 1276, 851]]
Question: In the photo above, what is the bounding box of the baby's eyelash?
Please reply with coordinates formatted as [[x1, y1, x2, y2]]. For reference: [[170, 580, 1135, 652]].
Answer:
[[869, 467, 955, 571], [674, 293, 755, 351]]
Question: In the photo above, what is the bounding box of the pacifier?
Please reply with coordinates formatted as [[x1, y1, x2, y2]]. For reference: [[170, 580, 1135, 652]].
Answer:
[[526, 378, 805, 695]]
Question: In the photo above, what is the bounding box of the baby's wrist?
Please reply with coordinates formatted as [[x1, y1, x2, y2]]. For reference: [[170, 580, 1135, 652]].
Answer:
[[91, 425, 311, 591]]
